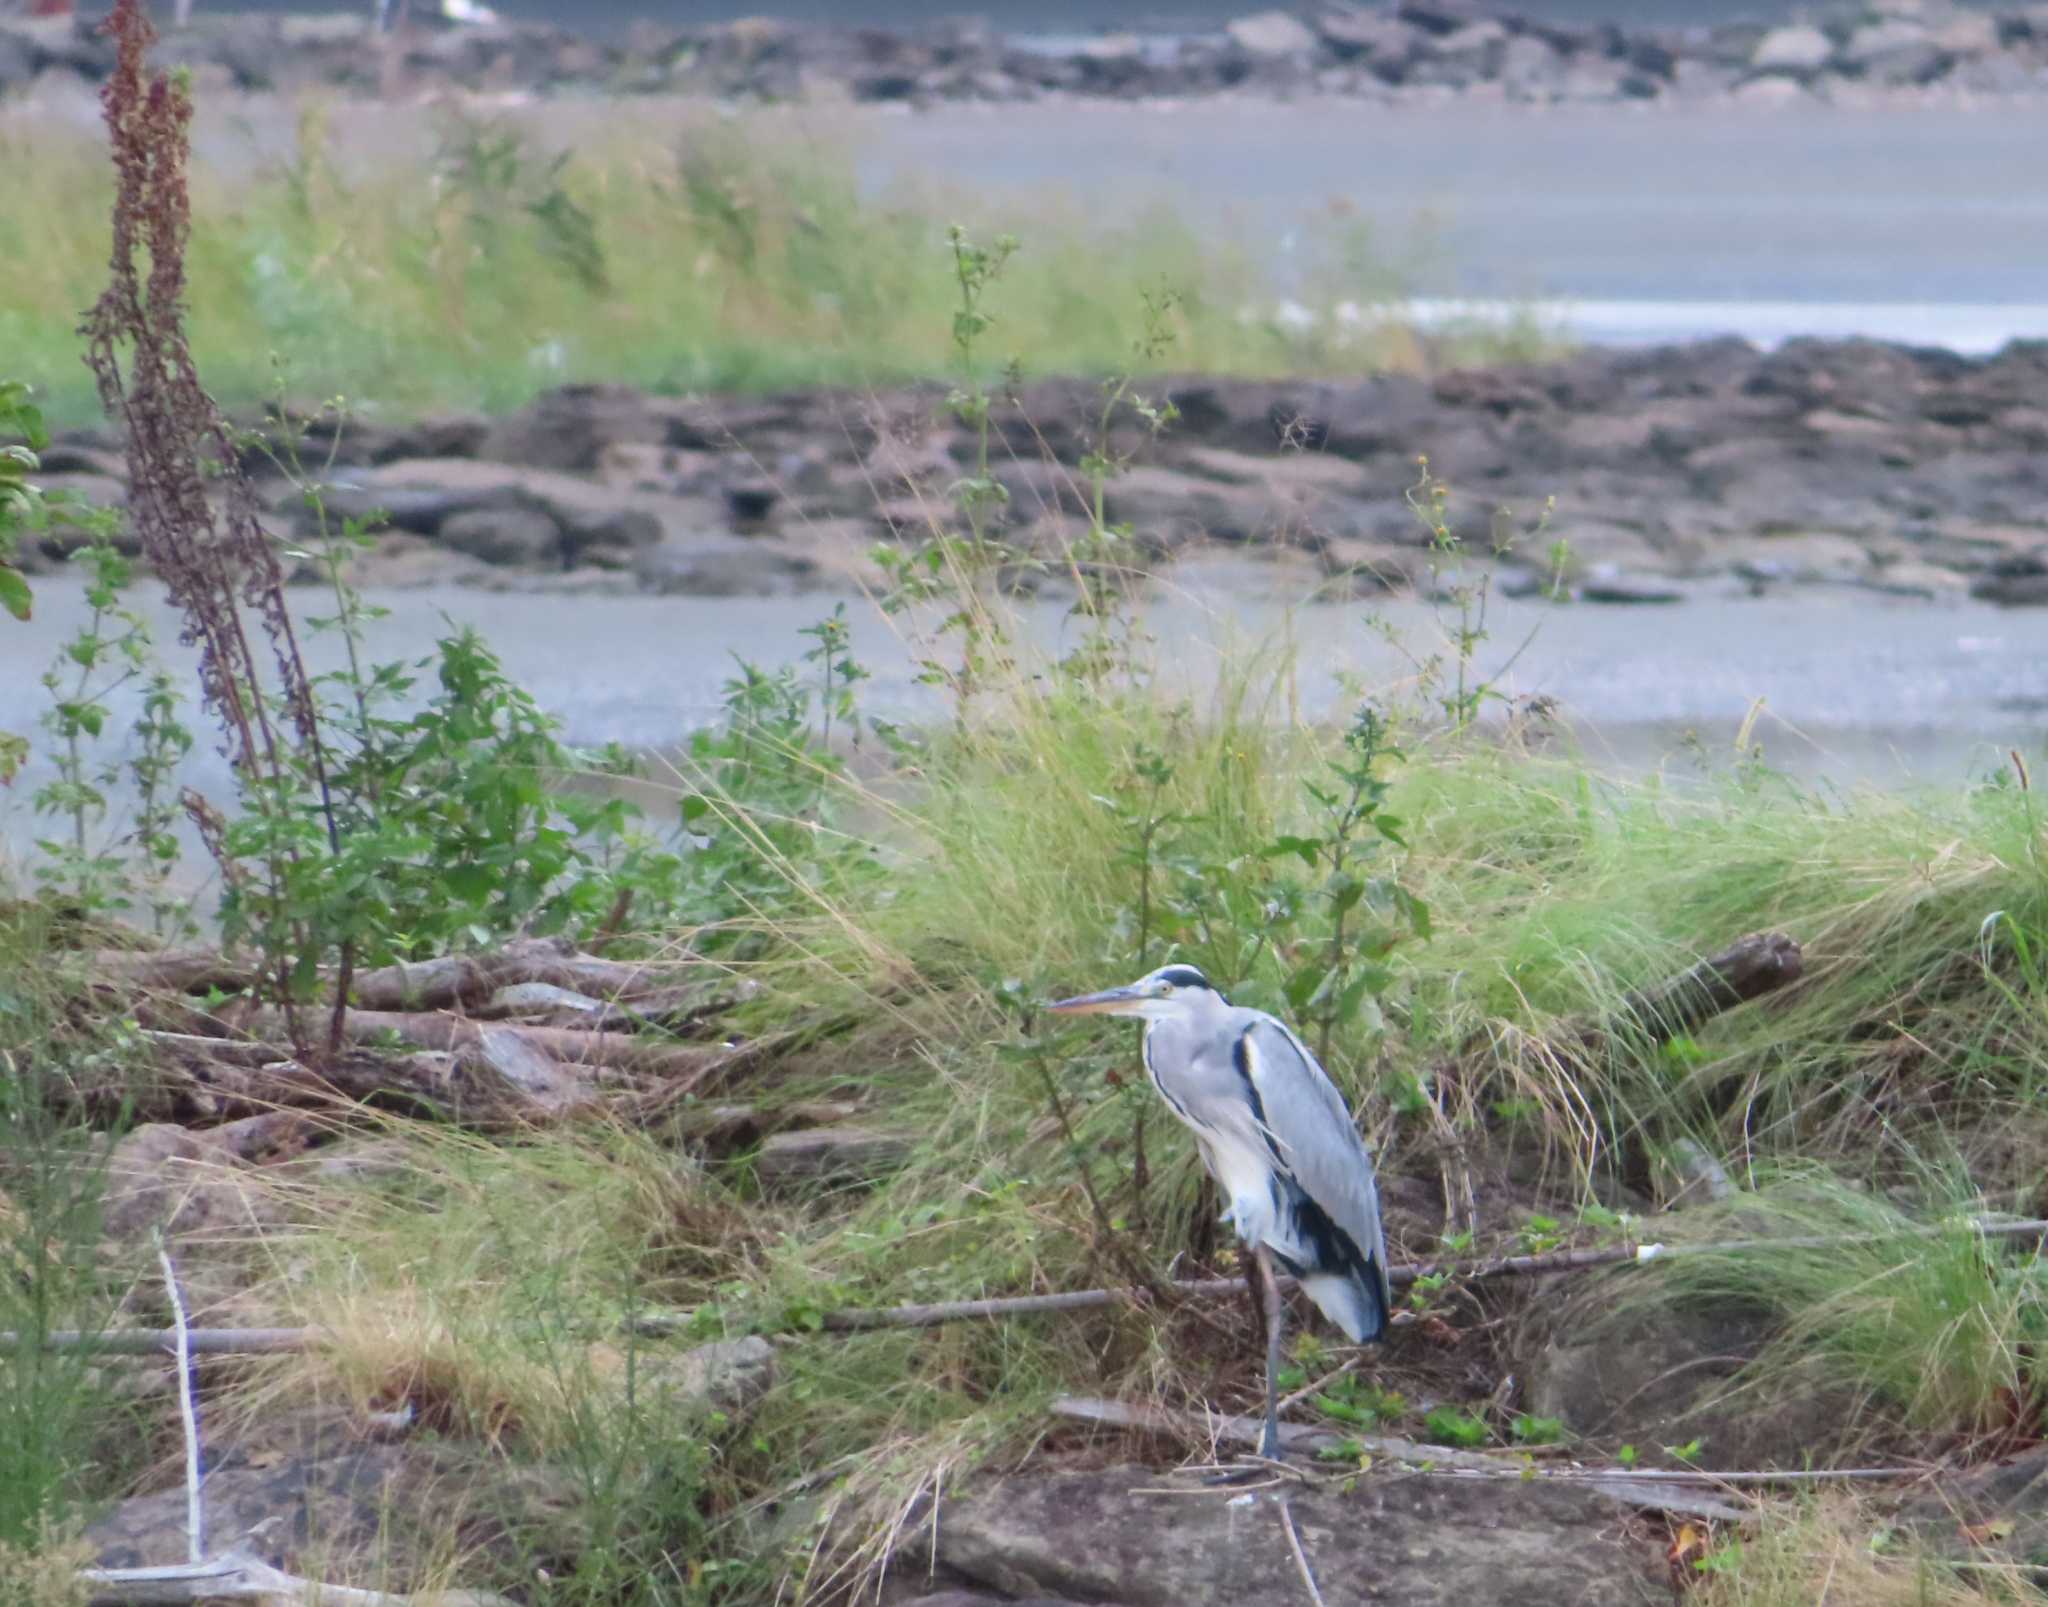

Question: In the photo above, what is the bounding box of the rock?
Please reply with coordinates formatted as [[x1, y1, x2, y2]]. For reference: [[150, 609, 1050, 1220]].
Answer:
[[1840, 18, 1932, 68], [756, 1126, 913, 1191], [1733, 72, 1809, 102], [1749, 23, 1834, 73], [85, 1429, 583, 1590], [100, 1124, 279, 1319], [1224, 10, 1320, 58], [479, 383, 670, 472], [633, 533, 820, 596], [1315, 7, 1417, 71], [1522, 1296, 1861, 1467], [1897, 1445, 2048, 1574], [1395, 1, 1484, 39], [634, 1335, 777, 1421], [1577, 569, 1686, 605], [438, 503, 565, 567], [1971, 550, 2048, 605], [921, 1466, 1661, 1605]]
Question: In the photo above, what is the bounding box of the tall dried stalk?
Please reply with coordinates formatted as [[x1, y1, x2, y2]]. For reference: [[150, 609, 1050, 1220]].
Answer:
[[79, 0, 348, 1053]]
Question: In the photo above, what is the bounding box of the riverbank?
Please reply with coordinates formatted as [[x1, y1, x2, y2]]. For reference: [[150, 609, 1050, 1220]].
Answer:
[[6, 1, 2048, 108]]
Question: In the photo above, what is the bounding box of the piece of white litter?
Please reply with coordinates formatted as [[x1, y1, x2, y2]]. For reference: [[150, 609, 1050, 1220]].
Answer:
[[1228, 1492, 1256, 1508], [1635, 1243, 1666, 1263]]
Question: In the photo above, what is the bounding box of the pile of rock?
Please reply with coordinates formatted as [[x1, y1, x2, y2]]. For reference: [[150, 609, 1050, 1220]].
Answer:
[[4, 1, 2047, 107], [32, 337, 2048, 607]]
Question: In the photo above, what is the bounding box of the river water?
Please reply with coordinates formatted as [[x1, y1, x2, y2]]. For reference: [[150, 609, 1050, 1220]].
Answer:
[[5, 572, 2042, 884]]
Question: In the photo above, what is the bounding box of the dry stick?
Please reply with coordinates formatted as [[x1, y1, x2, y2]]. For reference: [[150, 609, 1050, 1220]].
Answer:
[[153, 1234, 203, 1564], [82, 938, 683, 1014], [1276, 1499, 1327, 1607], [80, 1548, 515, 1607], [1056, 1397, 1758, 1525], [25, 1214, 2048, 1356]]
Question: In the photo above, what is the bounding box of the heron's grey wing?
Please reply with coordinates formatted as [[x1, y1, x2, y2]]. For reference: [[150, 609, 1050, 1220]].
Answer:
[[1235, 1015, 1392, 1294]]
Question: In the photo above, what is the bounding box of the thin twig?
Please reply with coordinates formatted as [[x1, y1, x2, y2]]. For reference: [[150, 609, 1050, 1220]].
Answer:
[[1276, 1498, 1327, 1607], [154, 1233, 203, 1564]]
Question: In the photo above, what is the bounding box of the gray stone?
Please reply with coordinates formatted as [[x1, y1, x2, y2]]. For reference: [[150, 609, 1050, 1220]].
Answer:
[[1523, 1300, 1860, 1468], [86, 1430, 582, 1589], [1224, 10, 1320, 58], [1839, 18, 1932, 68], [101, 1124, 280, 1319], [924, 1466, 1661, 1606], [1749, 23, 1834, 73], [1898, 1445, 2048, 1573], [633, 533, 819, 597], [756, 1126, 913, 1191], [480, 383, 669, 472], [1577, 570, 1687, 605], [1972, 550, 2048, 605], [438, 504, 564, 566], [635, 1336, 777, 1421]]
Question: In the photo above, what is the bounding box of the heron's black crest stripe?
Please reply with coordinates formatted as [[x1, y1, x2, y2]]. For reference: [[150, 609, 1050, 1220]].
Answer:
[[1156, 964, 1212, 990]]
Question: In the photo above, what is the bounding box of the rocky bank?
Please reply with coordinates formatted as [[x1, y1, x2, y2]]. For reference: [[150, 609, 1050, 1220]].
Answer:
[[35, 336, 2048, 610], [5, 0, 2048, 108]]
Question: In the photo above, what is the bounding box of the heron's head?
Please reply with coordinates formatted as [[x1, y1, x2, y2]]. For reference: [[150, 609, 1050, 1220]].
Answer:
[[1044, 964, 1220, 1021]]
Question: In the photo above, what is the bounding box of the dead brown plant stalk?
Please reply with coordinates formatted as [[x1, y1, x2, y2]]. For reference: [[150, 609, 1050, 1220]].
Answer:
[[80, 0, 348, 1055]]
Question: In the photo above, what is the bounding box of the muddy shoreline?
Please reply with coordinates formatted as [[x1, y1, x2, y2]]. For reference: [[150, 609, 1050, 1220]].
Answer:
[[33, 335, 2048, 610]]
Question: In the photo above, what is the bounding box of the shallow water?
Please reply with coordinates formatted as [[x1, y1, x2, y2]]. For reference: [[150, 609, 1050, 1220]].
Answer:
[[5, 575, 2042, 864]]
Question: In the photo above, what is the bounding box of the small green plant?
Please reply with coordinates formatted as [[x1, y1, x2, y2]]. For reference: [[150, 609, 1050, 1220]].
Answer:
[[873, 225, 1023, 726], [798, 603, 868, 753], [1264, 705, 1429, 1064], [1423, 1406, 1489, 1448], [32, 532, 192, 929], [1510, 1413, 1566, 1446], [1401, 455, 1563, 732], [1062, 286, 1182, 687]]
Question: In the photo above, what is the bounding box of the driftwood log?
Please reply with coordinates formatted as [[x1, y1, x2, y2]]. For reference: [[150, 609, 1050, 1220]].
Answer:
[[80, 936, 690, 1012], [1611, 930, 1804, 1045]]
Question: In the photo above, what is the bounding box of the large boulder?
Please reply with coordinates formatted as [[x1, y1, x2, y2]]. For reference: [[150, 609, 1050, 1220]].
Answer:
[[1224, 11, 1321, 58], [1519, 1286, 1866, 1468], [1748, 23, 1834, 74], [916, 1466, 1662, 1606], [100, 1124, 283, 1321]]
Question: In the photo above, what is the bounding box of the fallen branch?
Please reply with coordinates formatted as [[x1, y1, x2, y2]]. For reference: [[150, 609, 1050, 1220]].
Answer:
[[153, 1236, 202, 1563], [240, 1007, 730, 1078], [1613, 931, 1803, 1045], [81, 1548, 513, 1606], [1049, 1397, 1755, 1524], [29, 1215, 2048, 1356], [83, 936, 687, 1013]]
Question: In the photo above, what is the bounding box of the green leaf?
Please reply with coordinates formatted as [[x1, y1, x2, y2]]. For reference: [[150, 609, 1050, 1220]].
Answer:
[[1423, 1407, 1489, 1448], [0, 563, 31, 622], [0, 731, 26, 785], [1510, 1414, 1565, 1446]]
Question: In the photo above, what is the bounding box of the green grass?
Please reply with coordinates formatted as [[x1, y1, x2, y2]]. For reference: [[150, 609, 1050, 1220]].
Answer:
[[1, 98, 1552, 429], [9, 621, 2048, 1598]]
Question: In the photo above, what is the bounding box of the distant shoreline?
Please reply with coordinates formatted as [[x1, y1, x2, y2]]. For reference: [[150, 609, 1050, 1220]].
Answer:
[[4, 3, 2046, 108]]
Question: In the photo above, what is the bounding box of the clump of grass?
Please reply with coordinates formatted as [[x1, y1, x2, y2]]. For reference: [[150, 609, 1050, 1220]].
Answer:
[[1611, 1168, 2048, 1451], [1693, 1496, 2036, 1606], [3, 96, 1532, 428]]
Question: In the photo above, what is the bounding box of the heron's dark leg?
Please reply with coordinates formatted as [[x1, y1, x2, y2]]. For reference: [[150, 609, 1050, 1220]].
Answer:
[[1254, 1245, 1284, 1461]]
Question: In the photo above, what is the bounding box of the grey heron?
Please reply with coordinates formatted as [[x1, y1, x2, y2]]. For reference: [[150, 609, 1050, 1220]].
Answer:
[[1046, 962, 1392, 1461]]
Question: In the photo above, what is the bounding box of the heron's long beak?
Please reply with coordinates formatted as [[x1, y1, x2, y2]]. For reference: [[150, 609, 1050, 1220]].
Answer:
[[1044, 985, 1149, 1017]]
